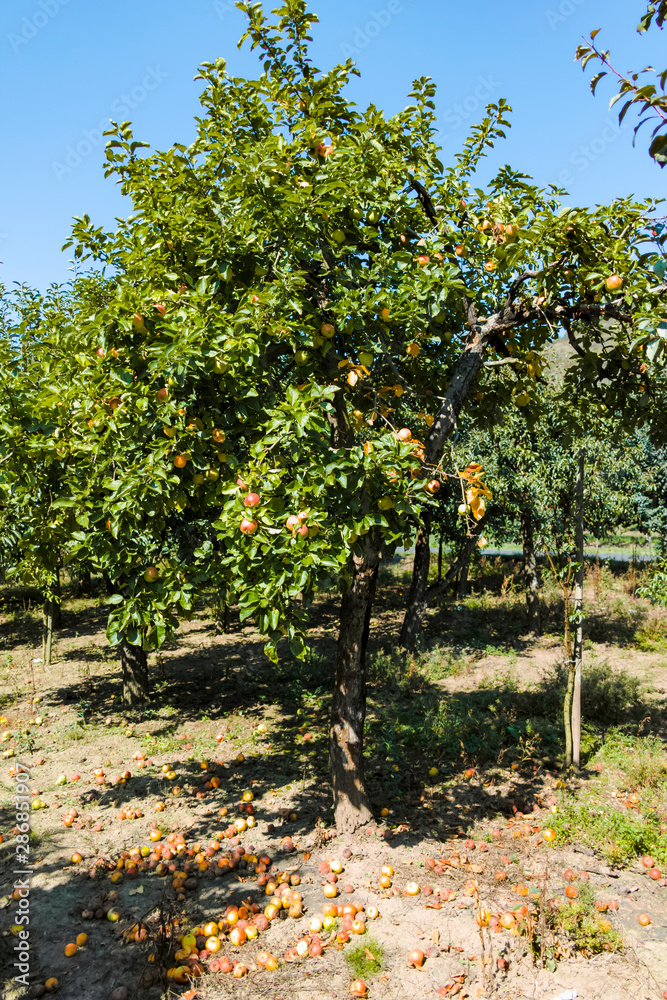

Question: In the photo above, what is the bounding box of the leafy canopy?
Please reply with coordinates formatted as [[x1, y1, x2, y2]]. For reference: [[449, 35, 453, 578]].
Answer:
[[0, 0, 665, 661]]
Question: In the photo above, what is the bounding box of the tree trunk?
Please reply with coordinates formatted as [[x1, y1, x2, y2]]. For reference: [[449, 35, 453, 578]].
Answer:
[[329, 307, 526, 827], [77, 564, 92, 596], [437, 531, 443, 583], [330, 534, 380, 833], [43, 567, 62, 632], [521, 506, 541, 635], [400, 314, 505, 648], [563, 659, 575, 769], [401, 517, 487, 650], [399, 514, 432, 651], [50, 599, 62, 631], [119, 638, 149, 707], [455, 545, 473, 599]]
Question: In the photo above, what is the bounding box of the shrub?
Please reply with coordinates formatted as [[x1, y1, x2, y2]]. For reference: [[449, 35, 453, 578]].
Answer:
[[538, 659, 645, 726], [638, 558, 667, 606]]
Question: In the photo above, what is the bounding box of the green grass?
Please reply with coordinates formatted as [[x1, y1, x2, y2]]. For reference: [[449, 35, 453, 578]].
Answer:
[[598, 731, 667, 790], [549, 797, 667, 867], [365, 648, 659, 779], [344, 936, 384, 978]]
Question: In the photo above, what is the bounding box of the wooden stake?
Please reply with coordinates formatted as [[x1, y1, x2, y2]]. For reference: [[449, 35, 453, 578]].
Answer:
[[572, 449, 585, 769]]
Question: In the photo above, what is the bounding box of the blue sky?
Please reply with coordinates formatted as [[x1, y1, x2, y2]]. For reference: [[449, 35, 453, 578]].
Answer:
[[1, 0, 664, 291]]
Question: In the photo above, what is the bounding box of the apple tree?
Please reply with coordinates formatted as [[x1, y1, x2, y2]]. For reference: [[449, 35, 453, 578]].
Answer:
[[0, 277, 112, 660], [13, 0, 667, 830]]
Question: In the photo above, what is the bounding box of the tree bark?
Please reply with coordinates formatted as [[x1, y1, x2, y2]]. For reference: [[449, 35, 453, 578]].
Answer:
[[330, 534, 379, 832], [400, 313, 508, 647], [521, 506, 541, 635], [455, 544, 473, 599], [401, 516, 487, 650], [119, 638, 149, 707], [437, 530, 444, 583], [399, 514, 432, 651]]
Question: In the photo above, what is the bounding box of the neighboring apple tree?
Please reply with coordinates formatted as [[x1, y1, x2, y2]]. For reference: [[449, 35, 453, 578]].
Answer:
[[449, 392, 639, 765], [630, 431, 667, 552], [453, 383, 641, 636], [0, 278, 112, 661], [398, 187, 666, 650], [3, 1, 667, 831]]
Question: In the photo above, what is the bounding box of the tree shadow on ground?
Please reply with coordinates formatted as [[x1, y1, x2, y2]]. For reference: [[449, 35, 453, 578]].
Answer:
[[2, 581, 666, 998]]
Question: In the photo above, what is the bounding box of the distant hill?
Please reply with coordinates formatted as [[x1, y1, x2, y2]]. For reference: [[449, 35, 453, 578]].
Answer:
[[544, 334, 575, 378]]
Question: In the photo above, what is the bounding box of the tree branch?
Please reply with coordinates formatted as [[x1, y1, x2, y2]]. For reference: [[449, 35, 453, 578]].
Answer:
[[506, 255, 567, 306], [483, 356, 523, 368], [561, 316, 586, 359], [408, 176, 438, 222]]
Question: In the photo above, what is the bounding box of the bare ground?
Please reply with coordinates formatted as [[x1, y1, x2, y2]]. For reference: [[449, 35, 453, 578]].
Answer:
[[1, 564, 666, 1000]]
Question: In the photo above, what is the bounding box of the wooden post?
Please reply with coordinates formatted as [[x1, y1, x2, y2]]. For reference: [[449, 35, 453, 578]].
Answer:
[[572, 449, 585, 769], [43, 605, 54, 667]]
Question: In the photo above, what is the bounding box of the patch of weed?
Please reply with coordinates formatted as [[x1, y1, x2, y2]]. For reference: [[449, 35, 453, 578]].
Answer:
[[369, 645, 467, 692], [142, 733, 184, 755], [599, 730, 667, 790], [344, 936, 384, 978], [634, 613, 667, 652], [551, 882, 623, 956], [637, 558, 667, 607], [549, 793, 667, 867]]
